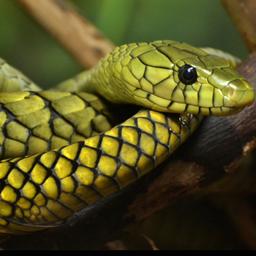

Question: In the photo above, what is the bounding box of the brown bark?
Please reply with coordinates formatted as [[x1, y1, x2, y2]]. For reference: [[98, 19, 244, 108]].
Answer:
[[222, 0, 256, 52], [18, 0, 114, 69], [212, 196, 256, 249], [1, 51, 255, 250], [2, 0, 254, 250]]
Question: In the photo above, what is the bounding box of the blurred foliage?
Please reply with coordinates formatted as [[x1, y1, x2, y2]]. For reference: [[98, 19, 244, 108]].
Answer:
[[0, 0, 251, 250], [0, 0, 247, 88]]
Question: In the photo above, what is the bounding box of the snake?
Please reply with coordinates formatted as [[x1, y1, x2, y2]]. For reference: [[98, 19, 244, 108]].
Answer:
[[0, 40, 254, 234]]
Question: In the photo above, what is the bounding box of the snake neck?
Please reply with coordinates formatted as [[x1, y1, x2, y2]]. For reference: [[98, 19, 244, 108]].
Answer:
[[56, 69, 96, 93], [85, 43, 156, 105], [56, 63, 124, 102]]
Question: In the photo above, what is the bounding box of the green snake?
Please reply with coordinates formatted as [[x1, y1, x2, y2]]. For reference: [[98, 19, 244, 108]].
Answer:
[[0, 40, 254, 234]]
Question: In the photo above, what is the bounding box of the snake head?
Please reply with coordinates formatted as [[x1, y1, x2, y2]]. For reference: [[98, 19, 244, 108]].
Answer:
[[106, 40, 255, 116]]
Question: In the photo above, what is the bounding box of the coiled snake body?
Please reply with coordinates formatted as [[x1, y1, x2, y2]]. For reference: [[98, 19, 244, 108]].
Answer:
[[0, 40, 254, 234]]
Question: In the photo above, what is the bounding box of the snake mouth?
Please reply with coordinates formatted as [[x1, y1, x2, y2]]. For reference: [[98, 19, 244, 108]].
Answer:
[[171, 86, 255, 116], [167, 103, 245, 116], [208, 106, 242, 116]]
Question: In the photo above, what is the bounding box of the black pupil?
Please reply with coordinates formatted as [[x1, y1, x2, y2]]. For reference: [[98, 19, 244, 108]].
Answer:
[[178, 64, 197, 85]]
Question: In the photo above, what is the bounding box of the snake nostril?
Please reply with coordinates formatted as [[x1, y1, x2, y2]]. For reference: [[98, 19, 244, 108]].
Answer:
[[222, 79, 255, 107], [223, 88, 255, 107], [222, 86, 235, 103]]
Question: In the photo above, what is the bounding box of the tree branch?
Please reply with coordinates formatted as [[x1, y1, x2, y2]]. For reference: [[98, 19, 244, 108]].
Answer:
[[222, 0, 256, 52], [4, 0, 255, 249], [18, 0, 114, 68], [3, 57, 256, 248]]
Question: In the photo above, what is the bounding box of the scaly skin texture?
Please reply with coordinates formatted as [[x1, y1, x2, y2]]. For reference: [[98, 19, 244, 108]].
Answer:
[[78, 40, 254, 115], [0, 40, 254, 234], [0, 110, 200, 233], [0, 58, 40, 92], [0, 91, 113, 159]]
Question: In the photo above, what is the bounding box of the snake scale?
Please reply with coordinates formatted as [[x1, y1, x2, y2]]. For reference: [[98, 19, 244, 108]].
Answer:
[[0, 40, 254, 234]]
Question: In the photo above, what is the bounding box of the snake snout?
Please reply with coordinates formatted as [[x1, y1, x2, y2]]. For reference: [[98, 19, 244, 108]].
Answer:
[[223, 79, 255, 108]]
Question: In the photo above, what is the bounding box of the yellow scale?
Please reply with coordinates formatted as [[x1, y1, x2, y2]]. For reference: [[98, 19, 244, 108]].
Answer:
[[0, 40, 253, 233]]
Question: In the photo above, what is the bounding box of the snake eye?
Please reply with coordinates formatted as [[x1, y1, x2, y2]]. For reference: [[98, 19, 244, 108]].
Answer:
[[178, 64, 197, 85]]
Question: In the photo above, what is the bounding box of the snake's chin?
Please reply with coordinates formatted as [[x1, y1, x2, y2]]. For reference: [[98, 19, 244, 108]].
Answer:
[[210, 106, 245, 116]]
